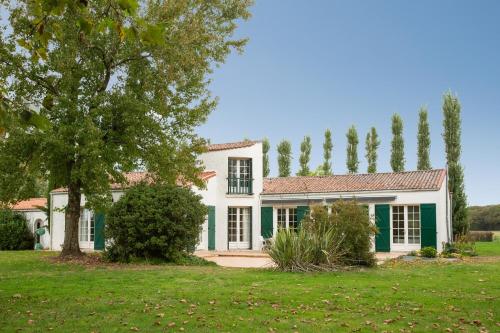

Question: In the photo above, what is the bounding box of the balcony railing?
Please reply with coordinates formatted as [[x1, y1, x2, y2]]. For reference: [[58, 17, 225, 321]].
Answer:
[[227, 177, 253, 195]]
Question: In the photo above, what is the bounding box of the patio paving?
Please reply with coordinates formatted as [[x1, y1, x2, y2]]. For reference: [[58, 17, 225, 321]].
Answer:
[[194, 250, 405, 268]]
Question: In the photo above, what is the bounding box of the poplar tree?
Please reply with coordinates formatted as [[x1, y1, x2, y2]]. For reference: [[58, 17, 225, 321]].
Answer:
[[390, 114, 405, 172], [346, 126, 359, 173], [297, 136, 312, 176], [277, 140, 292, 177], [417, 107, 431, 170], [0, 0, 252, 256], [262, 138, 270, 177], [365, 127, 380, 173], [443, 92, 468, 236], [322, 129, 333, 175]]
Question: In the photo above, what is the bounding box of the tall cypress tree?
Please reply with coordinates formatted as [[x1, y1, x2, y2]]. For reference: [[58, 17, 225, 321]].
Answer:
[[417, 107, 431, 170], [365, 127, 380, 173], [443, 92, 468, 236], [322, 129, 333, 175], [262, 138, 270, 177], [277, 140, 292, 177], [346, 126, 359, 173], [390, 113, 405, 172], [297, 136, 312, 176]]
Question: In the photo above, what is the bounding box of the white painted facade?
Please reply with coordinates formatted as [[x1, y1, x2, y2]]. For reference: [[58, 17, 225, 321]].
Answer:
[[198, 142, 263, 251], [46, 141, 450, 254], [261, 179, 451, 252], [14, 209, 50, 249]]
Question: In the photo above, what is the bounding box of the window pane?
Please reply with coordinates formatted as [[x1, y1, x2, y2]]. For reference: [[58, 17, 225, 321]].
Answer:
[[392, 206, 404, 244], [240, 208, 251, 242], [79, 209, 88, 242], [407, 205, 420, 244], [288, 208, 297, 231], [228, 208, 237, 242], [90, 212, 95, 242], [277, 208, 286, 229]]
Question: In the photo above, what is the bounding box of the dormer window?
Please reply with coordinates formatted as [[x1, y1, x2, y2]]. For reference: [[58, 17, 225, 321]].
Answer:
[[227, 158, 253, 194]]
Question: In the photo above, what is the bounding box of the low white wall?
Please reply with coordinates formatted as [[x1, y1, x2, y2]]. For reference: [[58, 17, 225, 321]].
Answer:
[[18, 210, 50, 249]]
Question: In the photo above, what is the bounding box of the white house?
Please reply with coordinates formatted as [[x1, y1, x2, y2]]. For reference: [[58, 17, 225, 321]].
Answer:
[[12, 198, 50, 249], [43, 140, 451, 253]]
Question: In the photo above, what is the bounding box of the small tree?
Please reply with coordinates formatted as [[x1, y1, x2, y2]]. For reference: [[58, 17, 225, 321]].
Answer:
[[346, 126, 359, 173], [443, 92, 468, 236], [262, 138, 270, 177], [277, 140, 292, 177], [417, 107, 431, 170], [365, 127, 380, 173], [297, 136, 312, 176], [390, 114, 405, 172], [322, 129, 333, 175], [105, 182, 207, 263]]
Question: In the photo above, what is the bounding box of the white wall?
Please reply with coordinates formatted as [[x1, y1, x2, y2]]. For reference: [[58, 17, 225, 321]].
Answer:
[[193, 177, 217, 250], [18, 210, 50, 249], [199, 142, 263, 251]]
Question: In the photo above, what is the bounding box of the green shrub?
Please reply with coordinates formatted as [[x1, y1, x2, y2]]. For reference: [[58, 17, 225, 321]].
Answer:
[[419, 246, 437, 258], [105, 182, 207, 263], [267, 201, 376, 271], [466, 231, 494, 242], [454, 236, 478, 256], [267, 225, 346, 272], [0, 209, 34, 250]]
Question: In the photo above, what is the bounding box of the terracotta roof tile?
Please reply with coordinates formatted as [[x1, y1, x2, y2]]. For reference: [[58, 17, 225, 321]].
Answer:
[[12, 198, 47, 211], [52, 171, 216, 193], [263, 169, 446, 195], [206, 140, 259, 152]]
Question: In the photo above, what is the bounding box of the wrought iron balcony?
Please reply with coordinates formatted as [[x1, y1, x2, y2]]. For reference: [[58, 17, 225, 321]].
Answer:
[[227, 177, 253, 195]]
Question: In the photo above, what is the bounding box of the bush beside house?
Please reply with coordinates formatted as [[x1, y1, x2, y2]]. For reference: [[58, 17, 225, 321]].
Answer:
[[0, 209, 34, 250], [267, 201, 376, 271], [105, 182, 207, 263]]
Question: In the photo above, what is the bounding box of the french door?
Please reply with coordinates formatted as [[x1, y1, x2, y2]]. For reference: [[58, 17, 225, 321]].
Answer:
[[228, 207, 251, 249], [391, 205, 421, 251], [79, 209, 95, 249]]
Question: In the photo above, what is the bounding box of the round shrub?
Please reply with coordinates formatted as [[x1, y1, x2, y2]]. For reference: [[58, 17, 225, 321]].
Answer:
[[105, 182, 207, 263], [0, 209, 34, 250], [419, 246, 437, 258]]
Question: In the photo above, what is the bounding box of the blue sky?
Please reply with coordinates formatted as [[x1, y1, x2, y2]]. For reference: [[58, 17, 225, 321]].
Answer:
[[198, 0, 500, 205]]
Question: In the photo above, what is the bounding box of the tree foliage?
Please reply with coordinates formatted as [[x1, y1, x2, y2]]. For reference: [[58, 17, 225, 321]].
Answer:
[[365, 127, 380, 173], [417, 107, 431, 170], [297, 136, 311, 176], [0, 0, 252, 256], [322, 129, 333, 175], [468, 205, 500, 231], [443, 92, 468, 236], [277, 140, 292, 177], [262, 137, 270, 177], [346, 126, 359, 174], [390, 113, 405, 172], [0, 209, 34, 250], [105, 182, 207, 263]]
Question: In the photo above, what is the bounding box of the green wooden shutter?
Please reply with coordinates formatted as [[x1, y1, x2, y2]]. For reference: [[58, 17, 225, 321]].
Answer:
[[208, 206, 216, 250], [375, 204, 390, 252], [94, 212, 105, 250], [296, 206, 309, 229], [261, 207, 273, 238], [420, 203, 437, 249]]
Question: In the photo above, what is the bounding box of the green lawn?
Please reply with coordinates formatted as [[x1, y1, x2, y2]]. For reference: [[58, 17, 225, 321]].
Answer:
[[0, 252, 499, 332], [476, 232, 500, 256]]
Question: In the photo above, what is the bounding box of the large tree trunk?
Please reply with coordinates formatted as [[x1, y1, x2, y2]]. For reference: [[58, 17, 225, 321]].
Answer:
[[60, 180, 83, 257]]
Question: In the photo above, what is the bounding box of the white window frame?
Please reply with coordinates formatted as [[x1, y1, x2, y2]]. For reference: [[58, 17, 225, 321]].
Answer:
[[228, 158, 252, 193], [228, 207, 251, 249], [79, 209, 95, 249], [275, 207, 298, 233], [390, 205, 421, 251]]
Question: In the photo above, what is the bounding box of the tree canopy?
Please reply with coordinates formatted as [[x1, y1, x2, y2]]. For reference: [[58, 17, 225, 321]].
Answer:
[[0, 0, 252, 255]]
